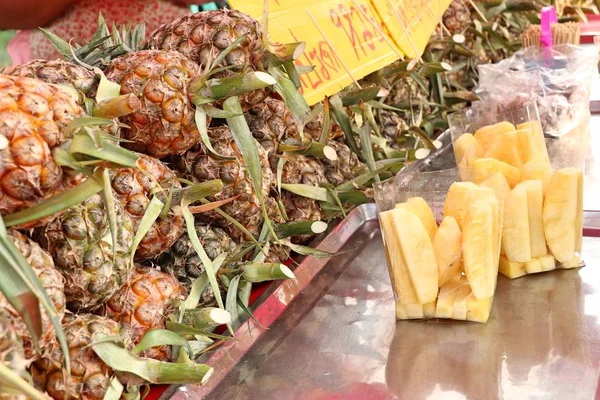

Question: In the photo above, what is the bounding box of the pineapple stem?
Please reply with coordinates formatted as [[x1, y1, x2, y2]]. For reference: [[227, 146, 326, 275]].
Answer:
[[183, 308, 232, 327], [93, 93, 141, 119], [241, 263, 296, 283]]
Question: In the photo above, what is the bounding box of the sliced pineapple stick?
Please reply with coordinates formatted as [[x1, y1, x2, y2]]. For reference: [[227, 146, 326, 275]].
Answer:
[[423, 301, 436, 318], [516, 128, 535, 164], [444, 182, 496, 229], [435, 280, 463, 318], [484, 131, 523, 168], [396, 197, 437, 240], [466, 293, 493, 323], [538, 254, 556, 271], [521, 159, 553, 195], [502, 185, 531, 262], [433, 216, 463, 287], [480, 173, 511, 204], [474, 121, 516, 154], [499, 255, 527, 279], [452, 281, 473, 320], [380, 210, 418, 305], [516, 180, 547, 258], [543, 168, 584, 264], [392, 208, 439, 304], [525, 258, 543, 274], [396, 302, 424, 319], [517, 121, 550, 165], [473, 158, 521, 188], [453, 133, 481, 166], [462, 199, 496, 300]]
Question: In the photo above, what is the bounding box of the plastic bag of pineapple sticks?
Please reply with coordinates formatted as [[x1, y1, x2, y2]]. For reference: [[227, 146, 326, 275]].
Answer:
[[448, 101, 585, 279], [373, 167, 502, 323]]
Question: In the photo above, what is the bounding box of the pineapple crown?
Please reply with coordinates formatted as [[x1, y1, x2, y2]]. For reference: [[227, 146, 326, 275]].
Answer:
[[42, 13, 146, 69]]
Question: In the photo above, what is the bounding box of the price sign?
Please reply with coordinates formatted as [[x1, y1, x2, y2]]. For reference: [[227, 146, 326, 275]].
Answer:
[[228, 0, 450, 105]]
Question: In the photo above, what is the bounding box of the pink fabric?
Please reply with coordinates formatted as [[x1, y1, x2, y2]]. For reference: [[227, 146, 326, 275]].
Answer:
[[6, 0, 191, 64]]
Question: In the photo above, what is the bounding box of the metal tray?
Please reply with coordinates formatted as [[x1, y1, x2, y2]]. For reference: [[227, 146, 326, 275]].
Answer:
[[162, 202, 600, 400]]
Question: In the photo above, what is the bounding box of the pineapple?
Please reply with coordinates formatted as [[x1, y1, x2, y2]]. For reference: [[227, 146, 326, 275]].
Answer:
[[502, 184, 531, 262], [0, 75, 84, 218], [3, 59, 97, 96], [104, 50, 201, 158], [442, 0, 472, 34], [378, 110, 409, 149], [103, 266, 185, 361], [320, 140, 363, 186], [395, 197, 437, 240], [111, 154, 184, 261], [143, 9, 265, 81], [154, 221, 236, 291], [433, 216, 463, 287], [1, 231, 66, 360], [171, 126, 273, 243], [31, 314, 124, 400], [36, 194, 135, 311], [0, 308, 30, 384]]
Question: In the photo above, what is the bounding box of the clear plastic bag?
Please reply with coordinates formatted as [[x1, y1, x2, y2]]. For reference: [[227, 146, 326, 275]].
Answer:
[[448, 101, 585, 278], [374, 168, 502, 323]]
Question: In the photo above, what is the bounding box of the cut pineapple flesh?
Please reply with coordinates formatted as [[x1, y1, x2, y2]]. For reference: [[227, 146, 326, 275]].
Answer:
[[435, 279, 463, 319], [484, 131, 523, 168], [539, 254, 556, 271], [480, 173, 510, 203], [473, 158, 521, 188], [462, 199, 496, 300], [423, 301, 436, 318], [466, 293, 493, 323], [474, 121, 516, 153], [453, 133, 480, 166], [452, 282, 473, 320], [525, 258, 543, 274], [521, 158, 553, 195], [392, 208, 439, 304], [516, 180, 547, 258], [499, 255, 527, 279], [516, 128, 534, 164], [543, 168, 584, 264], [433, 216, 463, 287], [396, 197, 437, 241], [395, 301, 437, 320], [502, 185, 531, 262], [444, 182, 495, 229], [380, 210, 418, 305], [517, 121, 550, 165]]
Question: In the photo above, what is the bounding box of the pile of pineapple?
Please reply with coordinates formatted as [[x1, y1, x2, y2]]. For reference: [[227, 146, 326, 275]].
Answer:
[[0, 9, 385, 400]]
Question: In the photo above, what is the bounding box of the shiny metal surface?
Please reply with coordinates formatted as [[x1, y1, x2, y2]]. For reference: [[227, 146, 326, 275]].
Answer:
[[202, 206, 600, 400]]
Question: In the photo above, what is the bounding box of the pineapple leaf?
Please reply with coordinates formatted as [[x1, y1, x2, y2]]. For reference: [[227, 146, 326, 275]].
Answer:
[[358, 114, 378, 182], [336, 162, 403, 191], [39, 28, 72, 59], [65, 117, 114, 135], [101, 169, 119, 261], [319, 98, 331, 144], [296, 65, 316, 74], [193, 72, 276, 103], [408, 126, 436, 149], [225, 275, 241, 326], [341, 87, 383, 106], [208, 34, 247, 73], [241, 263, 295, 282], [188, 196, 237, 214], [92, 334, 214, 384], [53, 148, 92, 176], [201, 105, 242, 119], [0, 363, 48, 400], [69, 133, 139, 168], [183, 253, 226, 311], [276, 158, 285, 194], [280, 183, 331, 202], [274, 221, 328, 238], [236, 294, 265, 328], [194, 108, 235, 160], [329, 94, 364, 162], [269, 65, 311, 124], [199, 200, 258, 244], [132, 329, 192, 356], [165, 322, 232, 340], [104, 377, 124, 400], [283, 61, 302, 88], [4, 175, 103, 227], [96, 71, 123, 103], [279, 239, 337, 258], [129, 196, 164, 269]]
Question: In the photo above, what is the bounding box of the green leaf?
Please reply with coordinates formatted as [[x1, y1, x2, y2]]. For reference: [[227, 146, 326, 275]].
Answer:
[[69, 134, 139, 168], [132, 329, 192, 356], [4, 175, 103, 227], [341, 87, 383, 106], [280, 184, 331, 202], [358, 115, 378, 182], [103, 377, 124, 400], [195, 108, 236, 160], [101, 169, 118, 260], [65, 117, 114, 135], [166, 322, 232, 340], [274, 220, 327, 238], [183, 253, 226, 310], [319, 98, 331, 144], [225, 275, 241, 326], [129, 196, 163, 268], [241, 263, 295, 283], [39, 28, 72, 59], [96, 71, 122, 103], [92, 334, 213, 385], [0, 363, 48, 400], [329, 94, 363, 161], [208, 35, 247, 73], [336, 162, 402, 191], [280, 239, 337, 258], [270, 66, 310, 124], [283, 61, 302, 88], [408, 126, 436, 149]]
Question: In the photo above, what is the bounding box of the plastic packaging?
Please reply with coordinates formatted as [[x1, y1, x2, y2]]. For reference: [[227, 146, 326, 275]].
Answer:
[[448, 101, 585, 278], [374, 168, 502, 322]]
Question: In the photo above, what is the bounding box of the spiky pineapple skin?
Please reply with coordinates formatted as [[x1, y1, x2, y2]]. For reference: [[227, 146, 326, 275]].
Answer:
[[3, 59, 98, 95], [104, 50, 200, 158], [31, 314, 123, 400], [103, 266, 185, 360], [171, 126, 273, 243], [155, 222, 236, 287], [321, 141, 363, 186], [0, 231, 66, 361], [0, 75, 84, 219], [111, 154, 184, 260], [36, 194, 135, 311], [143, 9, 264, 79], [0, 308, 30, 383]]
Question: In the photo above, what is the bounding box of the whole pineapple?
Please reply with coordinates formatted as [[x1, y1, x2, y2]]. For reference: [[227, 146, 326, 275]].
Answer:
[[154, 220, 236, 290], [378, 110, 409, 149], [111, 154, 184, 261], [1, 231, 66, 361], [0, 75, 84, 219], [321, 141, 363, 186], [31, 314, 125, 400], [0, 308, 30, 385], [103, 266, 185, 360], [171, 126, 273, 243], [143, 9, 265, 80], [36, 194, 135, 311], [3, 59, 97, 96], [442, 0, 472, 34], [104, 50, 201, 158]]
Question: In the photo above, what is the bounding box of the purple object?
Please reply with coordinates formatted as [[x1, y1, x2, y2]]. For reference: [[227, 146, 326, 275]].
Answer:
[[541, 6, 558, 48]]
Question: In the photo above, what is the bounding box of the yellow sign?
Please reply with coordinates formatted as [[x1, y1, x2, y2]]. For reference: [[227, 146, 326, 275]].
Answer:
[[228, 0, 450, 105]]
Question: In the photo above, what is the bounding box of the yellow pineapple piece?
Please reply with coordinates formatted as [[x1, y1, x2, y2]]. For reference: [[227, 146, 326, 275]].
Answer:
[[433, 216, 463, 287], [563, 256, 583, 269], [473, 158, 521, 188], [517, 121, 550, 165], [395, 301, 408, 319], [380, 210, 418, 305], [484, 131, 523, 168], [435, 280, 463, 318], [539, 254, 556, 271], [543, 168, 584, 263], [480, 173, 511, 203], [395, 197, 437, 240], [516, 180, 547, 258], [453, 133, 481, 166], [525, 258, 543, 274], [521, 158, 553, 195], [423, 301, 436, 318], [452, 282, 473, 320], [462, 199, 496, 299], [474, 121, 516, 153], [466, 293, 493, 323], [391, 208, 439, 304], [499, 255, 526, 279], [502, 185, 531, 262], [516, 128, 534, 164], [444, 182, 495, 229]]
